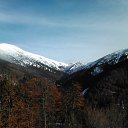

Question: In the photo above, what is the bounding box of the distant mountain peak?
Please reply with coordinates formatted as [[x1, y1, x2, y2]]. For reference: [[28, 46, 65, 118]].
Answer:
[[65, 48, 128, 75], [64, 62, 83, 73], [0, 43, 68, 71]]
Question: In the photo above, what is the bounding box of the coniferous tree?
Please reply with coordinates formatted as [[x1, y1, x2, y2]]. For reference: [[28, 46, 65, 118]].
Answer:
[[62, 82, 85, 128]]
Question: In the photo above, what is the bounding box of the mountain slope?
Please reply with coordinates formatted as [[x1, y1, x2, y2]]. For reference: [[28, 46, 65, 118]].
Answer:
[[58, 49, 128, 126], [0, 43, 68, 71], [59, 48, 128, 88], [65, 48, 128, 75]]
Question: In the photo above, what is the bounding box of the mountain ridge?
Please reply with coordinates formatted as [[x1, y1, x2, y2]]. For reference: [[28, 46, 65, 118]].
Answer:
[[0, 43, 68, 71], [64, 48, 128, 75], [58, 48, 128, 88]]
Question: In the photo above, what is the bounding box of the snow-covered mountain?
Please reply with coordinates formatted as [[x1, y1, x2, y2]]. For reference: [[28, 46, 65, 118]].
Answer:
[[0, 43, 68, 71], [1, 43, 128, 76], [64, 62, 83, 74], [65, 49, 128, 76]]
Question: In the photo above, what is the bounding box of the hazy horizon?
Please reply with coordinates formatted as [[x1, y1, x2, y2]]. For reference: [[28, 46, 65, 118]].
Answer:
[[0, 0, 128, 64]]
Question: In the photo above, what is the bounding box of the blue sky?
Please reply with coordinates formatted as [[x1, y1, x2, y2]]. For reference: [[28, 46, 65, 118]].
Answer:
[[0, 0, 128, 64]]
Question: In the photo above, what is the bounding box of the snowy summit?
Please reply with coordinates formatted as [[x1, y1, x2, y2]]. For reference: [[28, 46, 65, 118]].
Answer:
[[0, 43, 68, 71]]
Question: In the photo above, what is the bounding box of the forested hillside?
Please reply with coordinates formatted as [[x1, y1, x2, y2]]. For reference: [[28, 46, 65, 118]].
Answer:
[[0, 56, 128, 128]]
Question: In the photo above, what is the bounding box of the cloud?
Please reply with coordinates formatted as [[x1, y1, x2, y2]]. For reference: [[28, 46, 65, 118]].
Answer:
[[0, 12, 58, 26], [0, 0, 128, 32], [0, 11, 95, 29], [0, 10, 127, 32], [0, 12, 83, 29]]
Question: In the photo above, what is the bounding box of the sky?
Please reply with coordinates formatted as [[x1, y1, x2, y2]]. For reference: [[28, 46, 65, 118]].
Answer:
[[0, 0, 128, 64]]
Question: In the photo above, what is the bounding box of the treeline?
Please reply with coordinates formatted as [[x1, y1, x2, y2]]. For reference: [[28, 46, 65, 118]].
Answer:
[[0, 73, 127, 128]]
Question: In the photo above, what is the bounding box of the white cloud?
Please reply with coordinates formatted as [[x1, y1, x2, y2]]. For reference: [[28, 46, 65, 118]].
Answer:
[[0, 12, 57, 26], [0, 11, 92, 29]]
